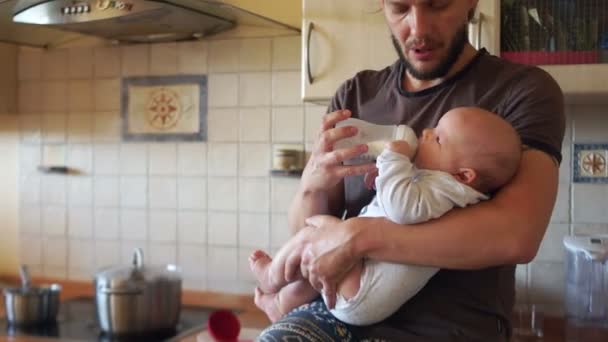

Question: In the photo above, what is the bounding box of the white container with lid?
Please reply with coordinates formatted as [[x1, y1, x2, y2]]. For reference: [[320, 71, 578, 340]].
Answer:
[[563, 235, 608, 327]]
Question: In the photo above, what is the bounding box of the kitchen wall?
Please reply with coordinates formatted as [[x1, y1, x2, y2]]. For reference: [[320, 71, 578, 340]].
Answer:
[[0, 42, 19, 275], [15, 34, 326, 294], [11, 34, 608, 308]]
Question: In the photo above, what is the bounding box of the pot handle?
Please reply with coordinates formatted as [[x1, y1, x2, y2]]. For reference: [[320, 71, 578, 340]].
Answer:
[[132, 248, 144, 269]]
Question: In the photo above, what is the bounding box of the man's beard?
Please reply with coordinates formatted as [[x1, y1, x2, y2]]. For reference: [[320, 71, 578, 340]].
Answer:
[[392, 24, 468, 81]]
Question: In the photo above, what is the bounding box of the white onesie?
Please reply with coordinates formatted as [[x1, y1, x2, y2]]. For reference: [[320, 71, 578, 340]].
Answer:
[[329, 130, 488, 326]]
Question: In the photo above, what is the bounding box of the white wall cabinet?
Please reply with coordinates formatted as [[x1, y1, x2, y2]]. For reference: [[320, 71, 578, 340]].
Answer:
[[301, 0, 397, 103]]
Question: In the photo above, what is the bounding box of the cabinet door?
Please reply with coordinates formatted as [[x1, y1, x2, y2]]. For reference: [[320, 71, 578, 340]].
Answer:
[[302, 0, 397, 102]]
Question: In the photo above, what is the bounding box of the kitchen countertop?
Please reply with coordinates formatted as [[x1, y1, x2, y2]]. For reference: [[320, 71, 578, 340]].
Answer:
[[3, 276, 608, 342], [0, 276, 269, 342]]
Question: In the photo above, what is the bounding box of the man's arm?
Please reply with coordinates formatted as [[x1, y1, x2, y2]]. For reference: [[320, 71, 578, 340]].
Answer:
[[356, 149, 557, 269]]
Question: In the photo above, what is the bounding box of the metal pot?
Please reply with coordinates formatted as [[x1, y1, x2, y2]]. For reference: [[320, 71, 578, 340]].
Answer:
[[94, 248, 182, 336], [3, 265, 61, 326]]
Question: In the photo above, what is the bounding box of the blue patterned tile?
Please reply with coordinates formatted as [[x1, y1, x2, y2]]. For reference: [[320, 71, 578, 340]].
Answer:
[[573, 143, 608, 183]]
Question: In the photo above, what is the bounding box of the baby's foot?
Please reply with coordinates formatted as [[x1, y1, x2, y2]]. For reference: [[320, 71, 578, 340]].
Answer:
[[248, 250, 277, 293], [254, 287, 285, 323]]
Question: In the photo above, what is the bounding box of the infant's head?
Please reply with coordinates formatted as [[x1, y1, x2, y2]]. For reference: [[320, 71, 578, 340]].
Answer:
[[414, 107, 521, 193]]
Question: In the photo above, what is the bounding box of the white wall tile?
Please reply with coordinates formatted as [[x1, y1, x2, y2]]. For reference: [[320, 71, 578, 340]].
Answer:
[[272, 71, 301, 106], [239, 73, 271, 107], [178, 177, 206, 210], [68, 207, 93, 238], [239, 177, 269, 213], [270, 177, 299, 213], [121, 209, 147, 241], [18, 82, 43, 113], [95, 240, 120, 268], [18, 48, 42, 81], [515, 265, 528, 303], [20, 205, 41, 234], [179, 244, 207, 278], [68, 80, 94, 112], [44, 238, 67, 267], [207, 177, 237, 211], [42, 113, 67, 143], [94, 79, 120, 111], [93, 111, 121, 142], [68, 48, 94, 79], [178, 210, 206, 244], [239, 38, 271, 71], [68, 177, 92, 207], [573, 223, 608, 236], [20, 144, 41, 175], [305, 103, 326, 142], [121, 45, 149, 76], [237, 247, 257, 282], [239, 144, 270, 177], [208, 74, 238, 107], [42, 49, 68, 80], [550, 183, 570, 223], [148, 243, 177, 266], [42, 144, 66, 165], [149, 210, 177, 242], [207, 143, 237, 176], [150, 43, 178, 75], [20, 176, 40, 204], [94, 208, 120, 240], [177, 143, 206, 176], [43, 267, 66, 279], [94, 47, 121, 78], [238, 213, 269, 248], [42, 206, 66, 237], [41, 175, 66, 205], [208, 211, 237, 246], [535, 223, 568, 262], [120, 176, 147, 208], [208, 40, 239, 72], [208, 247, 237, 279], [67, 144, 93, 174], [20, 114, 42, 143], [149, 144, 177, 175], [207, 108, 239, 142], [271, 214, 290, 248], [572, 183, 608, 223], [272, 106, 304, 142], [42, 81, 68, 113], [20, 236, 42, 266], [94, 144, 119, 175], [67, 114, 93, 143], [94, 177, 119, 207], [120, 143, 148, 175], [177, 41, 208, 74], [68, 239, 94, 270], [559, 142, 571, 183], [149, 177, 177, 209], [272, 36, 301, 71], [239, 107, 270, 142]]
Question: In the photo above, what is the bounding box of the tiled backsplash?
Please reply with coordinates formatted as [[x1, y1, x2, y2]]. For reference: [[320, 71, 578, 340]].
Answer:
[[14, 36, 608, 310], [16, 35, 326, 294]]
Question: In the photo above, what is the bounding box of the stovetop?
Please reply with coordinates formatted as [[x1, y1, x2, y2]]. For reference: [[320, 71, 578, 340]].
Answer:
[[1, 297, 216, 341]]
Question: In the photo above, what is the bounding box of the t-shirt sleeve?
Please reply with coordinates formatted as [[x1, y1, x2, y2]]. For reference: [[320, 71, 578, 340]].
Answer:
[[500, 67, 565, 164]]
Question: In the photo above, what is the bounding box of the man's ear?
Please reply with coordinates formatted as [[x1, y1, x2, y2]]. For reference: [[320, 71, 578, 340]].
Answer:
[[453, 167, 477, 185]]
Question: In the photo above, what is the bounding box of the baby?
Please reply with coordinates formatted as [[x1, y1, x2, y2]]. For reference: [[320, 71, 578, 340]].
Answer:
[[249, 107, 522, 325]]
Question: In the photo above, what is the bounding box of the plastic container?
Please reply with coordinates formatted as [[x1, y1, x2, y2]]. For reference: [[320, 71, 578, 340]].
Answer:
[[563, 235, 608, 327]]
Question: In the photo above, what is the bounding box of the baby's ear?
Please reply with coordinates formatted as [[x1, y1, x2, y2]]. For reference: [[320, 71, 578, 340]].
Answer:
[[454, 168, 477, 185]]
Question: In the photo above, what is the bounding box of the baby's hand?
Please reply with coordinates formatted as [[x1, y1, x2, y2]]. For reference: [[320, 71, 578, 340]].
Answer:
[[386, 140, 415, 159]]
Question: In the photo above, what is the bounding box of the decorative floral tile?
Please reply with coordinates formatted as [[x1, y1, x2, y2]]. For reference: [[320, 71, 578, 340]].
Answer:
[[121, 75, 207, 141], [573, 143, 608, 183]]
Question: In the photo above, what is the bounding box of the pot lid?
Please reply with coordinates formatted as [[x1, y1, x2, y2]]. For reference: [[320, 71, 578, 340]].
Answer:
[[95, 248, 180, 291], [563, 235, 608, 261]]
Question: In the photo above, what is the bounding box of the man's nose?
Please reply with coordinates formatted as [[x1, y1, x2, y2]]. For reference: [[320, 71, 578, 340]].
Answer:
[[408, 6, 432, 39]]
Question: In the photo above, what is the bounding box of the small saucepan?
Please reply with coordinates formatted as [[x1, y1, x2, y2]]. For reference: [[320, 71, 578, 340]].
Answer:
[[2, 265, 61, 326]]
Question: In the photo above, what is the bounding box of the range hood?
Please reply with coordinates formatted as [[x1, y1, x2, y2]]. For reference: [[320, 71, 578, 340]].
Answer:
[[0, 0, 299, 47]]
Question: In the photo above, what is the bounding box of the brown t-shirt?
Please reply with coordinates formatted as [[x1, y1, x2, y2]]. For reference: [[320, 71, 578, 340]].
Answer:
[[329, 49, 565, 340]]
